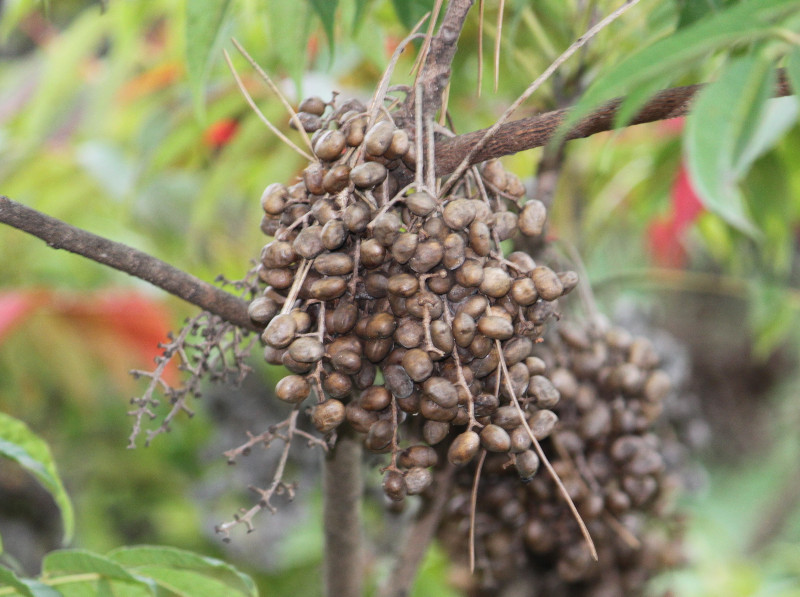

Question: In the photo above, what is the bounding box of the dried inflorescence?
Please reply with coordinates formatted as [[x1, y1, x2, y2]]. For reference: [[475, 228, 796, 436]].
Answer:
[[250, 91, 578, 502], [438, 318, 688, 596]]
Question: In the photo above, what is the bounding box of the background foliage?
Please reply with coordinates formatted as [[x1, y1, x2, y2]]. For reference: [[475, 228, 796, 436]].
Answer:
[[1, 0, 800, 594]]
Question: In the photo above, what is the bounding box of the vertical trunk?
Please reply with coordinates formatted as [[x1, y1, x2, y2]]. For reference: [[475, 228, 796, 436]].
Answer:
[[323, 428, 364, 597]]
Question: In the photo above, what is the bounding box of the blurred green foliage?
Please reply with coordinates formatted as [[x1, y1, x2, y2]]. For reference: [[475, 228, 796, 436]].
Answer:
[[1, 0, 800, 595]]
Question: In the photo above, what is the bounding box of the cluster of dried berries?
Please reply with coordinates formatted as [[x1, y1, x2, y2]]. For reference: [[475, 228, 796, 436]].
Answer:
[[248, 93, 578, 500], [438, 318, 687, 596]]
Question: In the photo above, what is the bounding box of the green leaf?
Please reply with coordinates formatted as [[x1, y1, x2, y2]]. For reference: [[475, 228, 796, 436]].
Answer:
[[42, 550, 151, 589], [559, 0, 800, 140], [308, 0, 338, 56], [185, 0, 232, 120], [391, 0, 430, 31], [685, 55, 775, 236], [352, 0, 372, 32], [107, 546, 256, 597], [0, 413, 74, 544], [123, 568, 241, 597], [264, 0, 312, 94], [0, 567, 62, 597]]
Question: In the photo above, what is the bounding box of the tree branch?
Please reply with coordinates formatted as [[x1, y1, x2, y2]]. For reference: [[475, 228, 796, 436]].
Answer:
[[0, 195, 256, 331], [434, 71, 794, 176], [406, 0, 474, 120], [323, 428, 364, 597]]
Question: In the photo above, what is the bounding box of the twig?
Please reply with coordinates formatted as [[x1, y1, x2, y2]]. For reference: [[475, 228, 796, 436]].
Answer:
[[0, 196, 255, 331], [441, 0, 642, 195], [469, 449, 487, 572], [223, 50, 314, 162], [435, 70, 794, 177], [494, 0, 505, 92], [231, 38, 316, 157]]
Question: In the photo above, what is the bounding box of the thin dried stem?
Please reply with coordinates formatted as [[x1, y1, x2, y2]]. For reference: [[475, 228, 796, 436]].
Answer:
[[496, 339, 598, 561], [410, 0, 443, 78], [230, 38, 316, 157], [494, 0, 505, 92], [477, 0, 484, 96], [441, 0, 642, 195], [469, 449, 487, 572], [223, 50, 314, 162]]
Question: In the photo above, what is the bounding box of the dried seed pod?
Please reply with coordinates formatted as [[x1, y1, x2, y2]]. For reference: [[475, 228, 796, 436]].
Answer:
[[314, 252, 354, 276], [248, 296, 278, 325], [292, 112, 322, 132], [481, 424, 511, 452], [310, 276, 347, 300], [359, 386, 392, 411], [385, 128, 410, 159], [443, 198, 477, 230], [644, 370, 672, 402], [529, 409, 558, 440], [366, 419, 394, 452], [312, 399, 346, 433], [493, 211, 518, 241], [422, 377, 459, 408], [331, 302, 358, 334], [406, 191, 437, 217], [350, 162, 388, 188], [391, 233, 419, 264], [384, 364, 414, 398], [288, 336, 325, 364], [262, 313, 297, 348], [293, 225, 325, 259], [314, 129, 346, 161], [275, 375, 310, 404], [260, 183, 288, 215], [460, 294, 489, 319], [452, 311, 476, 347], [303, 162, 325, 195], [409, 240, 444, 273], [454, 259, 484, 287], [405, 291, 443, 319], [471, 349, 500, 378], [343, 201, 371, 233], [448, 430, 481, 465], [502, 337, 533, 366], [402, 348, 434, 382], [420, 395, 459, 422], [558, 270, 579, 295], [360, 238, 387, 268], [282, 351, 313, 374], [482, 159, 507, 189], [422, 420, 449, 445], [261, 267, 294, 289], [331, 349, 362, 375], [323, 371, 352, 399], [322, 164, 351, 193], [510, 278, 538, 306], [404, 467, 433, 495], [364, 337, 393, 362], [469, 334, 493, 359], [395, 319, 424, 348], [515, 449, 540, 480], [383, 469, 407, 501], [469, 221, 492, 256], [509, 425, 532, 453], [364, 312, 396, 339], [364, 120, 395, 156], [261, 240, 297, 268], [480, 267, 513, 298], [364, 272, 388, 298], [399, 445, 438, 469], [321, 220, 348, 250], [477, 315, 514, 340], [345, 402, 379, 433], [442, 233, 467, 270], [518, 199, 547, 236], [531, 266, 564, 301], [525, 356, 547, 376], [372, 212, 402, 246], [299, 96, 326, 115], [528, 375, 560, 408]]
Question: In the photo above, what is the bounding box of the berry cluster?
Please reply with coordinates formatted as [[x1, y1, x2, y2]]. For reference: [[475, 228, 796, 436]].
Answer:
[[438, 319, 686, 595], [248, 94, 577, 499]]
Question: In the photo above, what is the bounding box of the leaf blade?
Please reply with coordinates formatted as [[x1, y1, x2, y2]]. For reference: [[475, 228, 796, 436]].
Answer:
[[185, 0, 233, 119]]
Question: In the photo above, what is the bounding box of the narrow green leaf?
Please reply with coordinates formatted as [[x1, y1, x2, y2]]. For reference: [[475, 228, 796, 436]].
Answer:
[[264, 0, 312, 95], [685, 55, 774, 236], [185, 0, 232, 120], [0, 413, 74, 543], [107, 546, 256, 597], [0, 567, 61, 597], [43, 550, 146, 586], [352, 0, 372, 32], [675, 0, 726, 29], [787, 47, 800, 101], [308, 0, 338, 56], [126, 567, 243, 597], [559, 0, 799, 140]]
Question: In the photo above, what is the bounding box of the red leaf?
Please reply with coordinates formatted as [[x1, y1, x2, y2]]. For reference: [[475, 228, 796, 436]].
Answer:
[[0, 290, 49, 344], [203, 118, 239, 148]]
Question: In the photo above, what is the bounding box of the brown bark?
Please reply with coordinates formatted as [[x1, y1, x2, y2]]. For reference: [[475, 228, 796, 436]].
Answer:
[[434, 71, 794, 176], [0, 195, 255, 331]]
